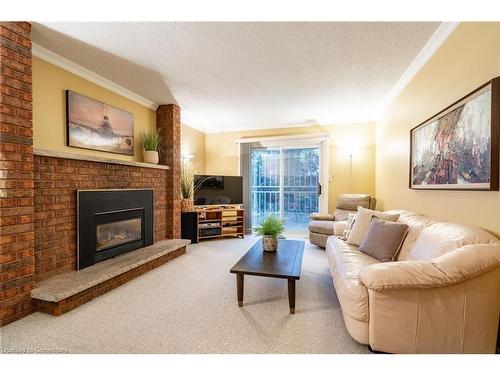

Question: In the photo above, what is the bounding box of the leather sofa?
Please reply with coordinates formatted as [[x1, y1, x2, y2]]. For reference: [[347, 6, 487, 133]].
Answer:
[[308, 193, 376, 248], [326, 210, 500, 353]]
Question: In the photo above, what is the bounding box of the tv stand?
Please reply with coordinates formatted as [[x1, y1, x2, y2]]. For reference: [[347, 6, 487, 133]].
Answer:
[[181, 207, 245, 243], [197, 205, 241, 210]]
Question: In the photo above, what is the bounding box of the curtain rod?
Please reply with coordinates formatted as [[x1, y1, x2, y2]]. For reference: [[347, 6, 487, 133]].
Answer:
[[236, 133, 329, 144]]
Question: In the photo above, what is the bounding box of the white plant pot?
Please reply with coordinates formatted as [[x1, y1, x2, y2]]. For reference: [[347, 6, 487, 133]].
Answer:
[[262, 235, 278, 252], [143, 150, 159, 164]]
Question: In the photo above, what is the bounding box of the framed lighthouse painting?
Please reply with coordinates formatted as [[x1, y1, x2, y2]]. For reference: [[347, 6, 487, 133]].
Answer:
[[410, 77, 499, 191], [66, 90, 135, 155]]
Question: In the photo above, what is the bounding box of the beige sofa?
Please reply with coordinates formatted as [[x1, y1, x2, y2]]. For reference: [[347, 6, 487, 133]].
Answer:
[[308, 194, 376, 248], [327, 210, 500, 353]]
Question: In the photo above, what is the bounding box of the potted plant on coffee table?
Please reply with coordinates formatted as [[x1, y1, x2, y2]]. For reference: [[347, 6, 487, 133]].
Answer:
[[141, 130, 162, 164], [255, 215, 285, 252]]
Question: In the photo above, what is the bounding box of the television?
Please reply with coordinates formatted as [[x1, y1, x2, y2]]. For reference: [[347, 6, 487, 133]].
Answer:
[[194, 175, 243, 206]]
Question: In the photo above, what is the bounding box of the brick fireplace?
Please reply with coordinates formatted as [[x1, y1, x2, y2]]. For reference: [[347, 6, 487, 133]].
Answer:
[[0, 22, 182, 326], [34, 158, 167, 279]]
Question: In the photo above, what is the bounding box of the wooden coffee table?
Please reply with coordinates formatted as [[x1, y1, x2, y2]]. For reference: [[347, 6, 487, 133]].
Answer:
[[230, 239, 305, 314]]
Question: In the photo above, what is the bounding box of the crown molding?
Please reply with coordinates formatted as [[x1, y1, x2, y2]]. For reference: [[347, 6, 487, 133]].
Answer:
[[377, 22, 460, 118], [32, 43, 158, 111]]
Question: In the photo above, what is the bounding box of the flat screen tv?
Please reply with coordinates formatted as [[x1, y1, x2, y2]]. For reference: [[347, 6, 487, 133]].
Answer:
[[194, 175, 243, 206]]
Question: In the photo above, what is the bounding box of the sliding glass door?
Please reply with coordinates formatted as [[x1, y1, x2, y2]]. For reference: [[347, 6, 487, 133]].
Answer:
[[251, 149, 281, 226], [251, 146, 320, 232]]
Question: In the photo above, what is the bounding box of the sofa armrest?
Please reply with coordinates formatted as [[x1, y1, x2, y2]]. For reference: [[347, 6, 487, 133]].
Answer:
[[358, 261, 448, 291], [359, 243, 500, 291], [309, 212, 334, 221], [432, 243, 500, 281], [333, 221, 347, 236]]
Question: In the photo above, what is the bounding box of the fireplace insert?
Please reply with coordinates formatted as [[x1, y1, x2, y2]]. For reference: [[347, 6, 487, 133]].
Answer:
[[78, 189, 154, 270]]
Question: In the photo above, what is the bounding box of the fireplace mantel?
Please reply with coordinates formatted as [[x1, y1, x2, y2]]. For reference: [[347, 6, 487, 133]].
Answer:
[[34, 148, 170, 170]]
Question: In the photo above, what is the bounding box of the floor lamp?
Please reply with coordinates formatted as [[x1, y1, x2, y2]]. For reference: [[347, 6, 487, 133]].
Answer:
[[349, 152, 353, 193], [344, 142, 358, 193]]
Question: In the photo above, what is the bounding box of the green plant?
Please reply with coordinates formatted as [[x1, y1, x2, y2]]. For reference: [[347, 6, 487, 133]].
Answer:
[[255, 215, 285, 238], [180, 163, 204, 199], [140, 130, 162, 151]]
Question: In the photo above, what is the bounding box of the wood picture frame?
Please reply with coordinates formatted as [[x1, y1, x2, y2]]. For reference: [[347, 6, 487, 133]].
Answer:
[[66, 90, 135, 156], [409, 77, 500, 191]]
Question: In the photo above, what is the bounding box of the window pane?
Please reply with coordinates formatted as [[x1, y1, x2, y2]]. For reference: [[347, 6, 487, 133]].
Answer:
[[283, 148, 319, 231], [251, 149, 280, 227]]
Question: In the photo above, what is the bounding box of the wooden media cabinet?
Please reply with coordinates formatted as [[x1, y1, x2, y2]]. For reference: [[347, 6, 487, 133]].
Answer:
[[181, 207, 245, 243]]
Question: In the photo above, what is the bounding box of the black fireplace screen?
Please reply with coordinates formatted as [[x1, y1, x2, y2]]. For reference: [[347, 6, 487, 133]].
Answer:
[[78, 190, 154, 270], [96, 217, 142, 251]]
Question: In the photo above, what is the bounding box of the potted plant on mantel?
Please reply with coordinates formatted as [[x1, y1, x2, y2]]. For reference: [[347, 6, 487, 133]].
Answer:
[[255, 215, 285, 252], [141, 130, 162, 164], [180, 162, 200, 212]]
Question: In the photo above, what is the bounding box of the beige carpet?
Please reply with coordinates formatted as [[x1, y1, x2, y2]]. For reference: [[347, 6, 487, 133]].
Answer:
[[0, 236, 369, 354]]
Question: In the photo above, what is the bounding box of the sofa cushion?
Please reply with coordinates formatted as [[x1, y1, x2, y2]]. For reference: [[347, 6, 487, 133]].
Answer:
[[326, 236, 380, 322], [410, 222, 500, 261], [346, 207, 400, 246], [337, 194, 371, 211], [308, 220, 335, 235], [359, 218, 409, 262], [396, 213, 434, 261]]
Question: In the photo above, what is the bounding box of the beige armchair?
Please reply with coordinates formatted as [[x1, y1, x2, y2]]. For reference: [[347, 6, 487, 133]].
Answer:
[[308, 193, 376, 248]]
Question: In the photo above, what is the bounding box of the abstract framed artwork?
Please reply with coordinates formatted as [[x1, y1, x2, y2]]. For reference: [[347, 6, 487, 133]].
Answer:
[[66, 90, 135, 155], [410, 77, 499, 191]]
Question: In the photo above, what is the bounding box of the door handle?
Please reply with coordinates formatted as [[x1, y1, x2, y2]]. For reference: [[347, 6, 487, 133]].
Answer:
[[317, 183, 322, 196]]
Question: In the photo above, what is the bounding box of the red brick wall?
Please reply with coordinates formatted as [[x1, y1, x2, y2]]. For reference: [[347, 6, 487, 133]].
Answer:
[[156, 104, 181, 239], [34, 156, 169, 281], [0, 22, 35, 326], [0, 22, 181, 326]]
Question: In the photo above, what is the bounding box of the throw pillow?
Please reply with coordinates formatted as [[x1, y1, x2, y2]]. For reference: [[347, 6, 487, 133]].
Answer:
[[346, 206, 400, 246], [359, 218, 409, 262], [339, 213, 356, 241]]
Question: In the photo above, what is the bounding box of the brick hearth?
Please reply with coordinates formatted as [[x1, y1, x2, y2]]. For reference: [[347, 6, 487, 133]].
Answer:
[[0, 22, 182, 326], [33, 239, 189, 316]]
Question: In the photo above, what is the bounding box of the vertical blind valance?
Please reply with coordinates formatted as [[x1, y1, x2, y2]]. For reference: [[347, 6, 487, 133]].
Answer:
[[239, 142, 252, 233]]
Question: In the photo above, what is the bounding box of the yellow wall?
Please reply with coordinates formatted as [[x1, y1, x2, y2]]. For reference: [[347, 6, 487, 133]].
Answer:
[[205, 123, 375, 212], [33, 57, 156, 162], [376, 22, 500, 235], [181, 124, 206, 173]]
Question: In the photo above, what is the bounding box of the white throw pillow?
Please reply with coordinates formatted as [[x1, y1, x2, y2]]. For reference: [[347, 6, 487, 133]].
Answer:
[[346, 206, 400, 246], [339, 213, 356, 241]]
